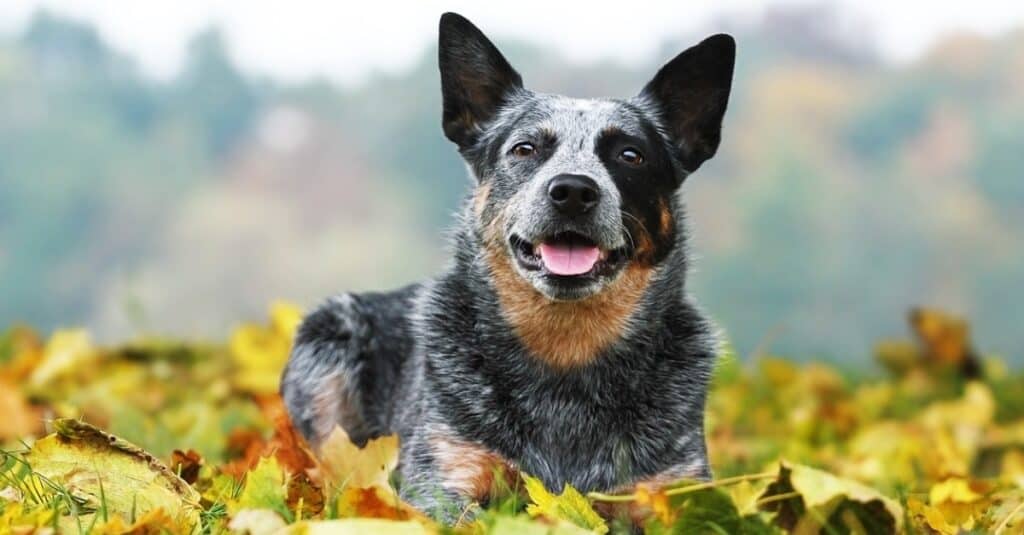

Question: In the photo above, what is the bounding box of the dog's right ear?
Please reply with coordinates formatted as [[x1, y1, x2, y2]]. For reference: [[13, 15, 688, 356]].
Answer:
[[439, 12, 523, 148]]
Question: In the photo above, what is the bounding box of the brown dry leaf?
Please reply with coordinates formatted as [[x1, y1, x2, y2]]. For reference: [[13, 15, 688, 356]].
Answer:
[[0, 378, 42, 440], [222, 427, 269, 479], [287, 471, 325, 519], [336, 486, 424, 521], [317, 425, 398, 491], [263, 395, 318, 476], [170, 449, 203, 485], [910, 308, 973, 367], [0, 325, 44, 383]]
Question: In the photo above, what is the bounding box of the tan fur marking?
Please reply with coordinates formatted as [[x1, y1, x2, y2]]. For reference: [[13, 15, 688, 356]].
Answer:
[[658, 199, 673, 237], [309, 372, 345, 444], [482, 215, 652, 368], [473, 183, 491, 219], [431, 433, 516, 502]]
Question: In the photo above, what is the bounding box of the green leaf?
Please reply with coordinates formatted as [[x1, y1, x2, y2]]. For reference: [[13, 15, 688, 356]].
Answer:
[[523, 474, 608, 534], [232, 456, 289, 518], [643, 488, 779, 535]]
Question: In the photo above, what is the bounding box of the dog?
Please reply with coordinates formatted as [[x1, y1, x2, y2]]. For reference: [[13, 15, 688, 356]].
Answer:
[[282, 12, 735, 521]]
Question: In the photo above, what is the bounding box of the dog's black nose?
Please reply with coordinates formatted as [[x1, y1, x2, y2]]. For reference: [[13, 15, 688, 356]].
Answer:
[[547, 174, 600, 217]]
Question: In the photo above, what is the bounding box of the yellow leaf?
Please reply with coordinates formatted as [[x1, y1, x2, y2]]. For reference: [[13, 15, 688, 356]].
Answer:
[[929, 477, 985, 504], [233, 456, 288, 515], [270, 301, 303, 339], [231, 302, 302, 394], [908, 498, 957, 535], [227, 508, 288, 535], [317, 426, 398, 491], [23, 418, 202, 529], [928, 477, 991, 530], [523, 474, 608, 535], [726, 479, 769, 516], [280, 518, 430, 534], [90, 508, 181, 535], [760, 462, 903, 534], [0, 502, 54, 532], [28, 329, 96, 386]]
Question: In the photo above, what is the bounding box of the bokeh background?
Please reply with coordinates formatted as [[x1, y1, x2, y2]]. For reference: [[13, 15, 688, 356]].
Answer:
[[1, 0, 1022, 365]]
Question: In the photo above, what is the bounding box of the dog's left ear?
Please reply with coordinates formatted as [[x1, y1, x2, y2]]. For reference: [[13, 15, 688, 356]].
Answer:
[[639, 34, 735, 172], [439, 13, 523, 148]]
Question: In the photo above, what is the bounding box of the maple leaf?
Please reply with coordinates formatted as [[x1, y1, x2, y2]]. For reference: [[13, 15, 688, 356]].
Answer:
[[316, 425, 398, 491], [232, 456, 289, 517], [523, 474, 608, 534]]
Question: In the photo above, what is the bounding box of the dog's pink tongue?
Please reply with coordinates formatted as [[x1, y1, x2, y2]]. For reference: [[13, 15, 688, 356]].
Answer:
[[538, 242, 601, 275]]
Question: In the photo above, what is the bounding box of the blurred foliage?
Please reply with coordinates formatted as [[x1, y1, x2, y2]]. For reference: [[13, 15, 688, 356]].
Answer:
[[2, 305, 1024, 533], [0, 7, 1022, 363]]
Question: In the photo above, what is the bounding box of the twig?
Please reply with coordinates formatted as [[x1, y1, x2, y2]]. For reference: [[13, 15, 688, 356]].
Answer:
[[995, 498, 1024, 535], [754, 491, 800, 507], [587, 472, 777, 503]]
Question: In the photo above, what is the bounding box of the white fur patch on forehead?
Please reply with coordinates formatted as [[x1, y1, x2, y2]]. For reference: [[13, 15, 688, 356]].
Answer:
[[535, 96, 647, 139]]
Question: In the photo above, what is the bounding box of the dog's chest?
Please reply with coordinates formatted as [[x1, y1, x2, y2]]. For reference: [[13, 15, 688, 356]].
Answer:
[[453, 364, 684, 491]]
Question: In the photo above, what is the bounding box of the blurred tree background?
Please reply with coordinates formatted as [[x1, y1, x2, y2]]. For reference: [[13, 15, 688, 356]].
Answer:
[[1, 6, 1022, 364]]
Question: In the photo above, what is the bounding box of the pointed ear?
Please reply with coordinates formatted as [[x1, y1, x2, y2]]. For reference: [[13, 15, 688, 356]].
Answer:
[[438, 12, 523, 148], [640, 34, 735, 172]]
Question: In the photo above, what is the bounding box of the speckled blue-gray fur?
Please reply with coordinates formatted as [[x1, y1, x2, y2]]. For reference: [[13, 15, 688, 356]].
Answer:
[[281, 12, 736, 523]]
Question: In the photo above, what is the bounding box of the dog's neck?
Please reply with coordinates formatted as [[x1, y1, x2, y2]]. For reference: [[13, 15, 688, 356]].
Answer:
[[444, 213, 690, 370]]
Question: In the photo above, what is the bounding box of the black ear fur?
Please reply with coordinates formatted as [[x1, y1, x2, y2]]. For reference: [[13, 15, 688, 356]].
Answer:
[[438, 12, 523, 148], [641, 34, 735, 172]]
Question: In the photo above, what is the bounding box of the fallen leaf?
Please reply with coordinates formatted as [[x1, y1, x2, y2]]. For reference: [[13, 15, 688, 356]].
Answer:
[[279, 518, 430, 534], [317, 426, 398, 491], [28, 329, 96, 387], [23, 418, 202, 529], [232, 456, 288, 516], [170, 449, 203, 485], [231, 302, 302, 395], [523, 474, 608, 534], [0, 379, 41, 440], [227, 508, 287, 535], [759, 461, 903, 534], [90, 507, 181, 535], [287, 471, 325, 519], [335, 486, 427, 522]]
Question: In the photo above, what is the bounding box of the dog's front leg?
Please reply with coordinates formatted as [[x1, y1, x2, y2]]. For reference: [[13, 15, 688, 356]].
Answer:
[[395, 423, 516, 524]]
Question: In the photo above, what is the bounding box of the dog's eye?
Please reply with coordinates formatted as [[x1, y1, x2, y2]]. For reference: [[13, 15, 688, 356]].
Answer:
[[510, 142, 536, 158], [619, 148, 644, 165]]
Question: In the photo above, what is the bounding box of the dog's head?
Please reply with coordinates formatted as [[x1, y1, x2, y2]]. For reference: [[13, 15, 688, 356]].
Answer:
[[439, 13, 734, 302]]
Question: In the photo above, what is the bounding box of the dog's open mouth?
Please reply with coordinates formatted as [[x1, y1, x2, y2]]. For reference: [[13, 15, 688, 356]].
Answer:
[[510, 232, 627, 278]]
